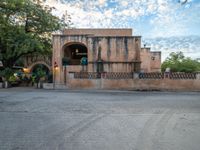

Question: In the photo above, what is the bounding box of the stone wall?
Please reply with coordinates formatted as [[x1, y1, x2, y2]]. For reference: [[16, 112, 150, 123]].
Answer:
[[87, 36, 141, 72], [140, 48, 161, 72], [66, 78, 200, 91], [140, 48, 151, 72], [150, 51, 161, 72], [63, 72, 200, 91]]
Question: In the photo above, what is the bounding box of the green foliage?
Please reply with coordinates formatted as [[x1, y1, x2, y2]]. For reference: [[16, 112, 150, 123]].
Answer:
[[0, 0, 68, 68], [8, 75, 17, 82], [161, 52, 200, 73], [0, 67, 14, 80], [35, 67, 46, 78]]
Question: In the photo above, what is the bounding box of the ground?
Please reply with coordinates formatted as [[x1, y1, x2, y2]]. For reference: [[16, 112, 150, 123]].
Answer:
[[0, 88, 200, 150]]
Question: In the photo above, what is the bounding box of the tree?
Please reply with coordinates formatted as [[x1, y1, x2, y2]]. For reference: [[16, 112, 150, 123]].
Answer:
[[161, 52, 200, 72], [0, 67, 14, 81], [0, 0, 68, 68]]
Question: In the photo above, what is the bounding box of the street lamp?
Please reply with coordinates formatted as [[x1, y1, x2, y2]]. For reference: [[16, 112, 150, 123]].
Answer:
[[23, 68, 30, 73]]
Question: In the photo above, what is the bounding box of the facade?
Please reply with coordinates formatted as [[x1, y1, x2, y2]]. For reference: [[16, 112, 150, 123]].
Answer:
[[22, 54, 52, 73], [52, 29, 161, 85], [140, 47, 161, 72]]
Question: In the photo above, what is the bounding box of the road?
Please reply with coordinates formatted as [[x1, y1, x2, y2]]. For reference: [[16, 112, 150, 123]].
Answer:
[[0, 88, 200, 150]]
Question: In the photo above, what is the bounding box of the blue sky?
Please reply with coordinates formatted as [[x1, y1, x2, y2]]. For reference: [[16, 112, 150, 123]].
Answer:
[[44, 0, 200, 61]]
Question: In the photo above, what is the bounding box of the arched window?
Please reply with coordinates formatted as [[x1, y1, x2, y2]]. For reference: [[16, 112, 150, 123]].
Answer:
[[63, 43, 88, 65]]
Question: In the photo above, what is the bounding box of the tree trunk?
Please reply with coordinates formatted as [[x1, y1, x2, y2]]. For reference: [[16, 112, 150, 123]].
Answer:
[[4, 81, 9, 88]]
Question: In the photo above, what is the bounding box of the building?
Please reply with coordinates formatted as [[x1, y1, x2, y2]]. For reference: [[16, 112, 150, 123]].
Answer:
[[52, 29, 161, 85], [140, 47, 161, 72]]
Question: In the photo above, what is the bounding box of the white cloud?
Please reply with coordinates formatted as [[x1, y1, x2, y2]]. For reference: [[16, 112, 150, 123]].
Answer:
[[144, 36, 200, 61], [44, 0, 159, 28], [120, 1, 128, 7], [146, 3, 157, 13], [43, 0, 198, 34], [147, 1, 193, 37], [98, 0, 107, 6], [104, 9, 113, 18], [43, 0, 200, 60]]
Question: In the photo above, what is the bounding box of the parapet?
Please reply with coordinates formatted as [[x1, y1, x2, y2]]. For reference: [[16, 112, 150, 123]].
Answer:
[[151, 51, 161, 58], [63, 28, 133, 36], [141, 47, 151, 52]]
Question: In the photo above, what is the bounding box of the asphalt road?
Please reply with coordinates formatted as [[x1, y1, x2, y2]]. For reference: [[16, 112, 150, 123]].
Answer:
[[0, 88, 200, 150]]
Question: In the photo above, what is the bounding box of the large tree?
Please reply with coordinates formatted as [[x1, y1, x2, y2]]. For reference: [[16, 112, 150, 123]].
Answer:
[[161, 52, 200, 72], [0, 0, 67, 68]]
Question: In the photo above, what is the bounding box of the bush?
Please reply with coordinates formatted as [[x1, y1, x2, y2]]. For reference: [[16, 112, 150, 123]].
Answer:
[[162, 52, 200, 73], [8, 75, 20, 86], [36, 67, 46, 78], [0, 68, 14, 81]]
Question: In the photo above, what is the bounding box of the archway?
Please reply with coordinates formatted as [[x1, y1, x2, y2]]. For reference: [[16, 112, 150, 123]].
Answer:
[[31, 64, 50, 75], [63, 42, 88, 65], [30, 63, 52, 83]]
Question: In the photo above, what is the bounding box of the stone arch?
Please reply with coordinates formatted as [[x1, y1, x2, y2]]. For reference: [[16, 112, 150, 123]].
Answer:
[[62, 42, 88, 65], [28, 61, 51, 73]]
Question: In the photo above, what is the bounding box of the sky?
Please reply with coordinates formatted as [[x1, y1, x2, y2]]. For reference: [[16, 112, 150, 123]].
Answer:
[[44, 0, 200, 61]]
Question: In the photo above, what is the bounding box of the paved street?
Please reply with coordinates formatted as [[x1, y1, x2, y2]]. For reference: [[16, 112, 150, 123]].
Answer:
[[0, 88, 200, 150]]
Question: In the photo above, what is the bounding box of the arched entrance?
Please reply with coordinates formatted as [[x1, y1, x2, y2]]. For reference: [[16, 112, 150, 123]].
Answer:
[[63, 42, 88, 65], [31, 64, 50, 75], [29, 62, 51, 73], [30, 63, 52, 83]]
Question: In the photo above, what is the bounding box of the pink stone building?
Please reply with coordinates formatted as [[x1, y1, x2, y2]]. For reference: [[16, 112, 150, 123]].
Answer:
[[140, 47, 161, 72], [52, 29, 161, 84]]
